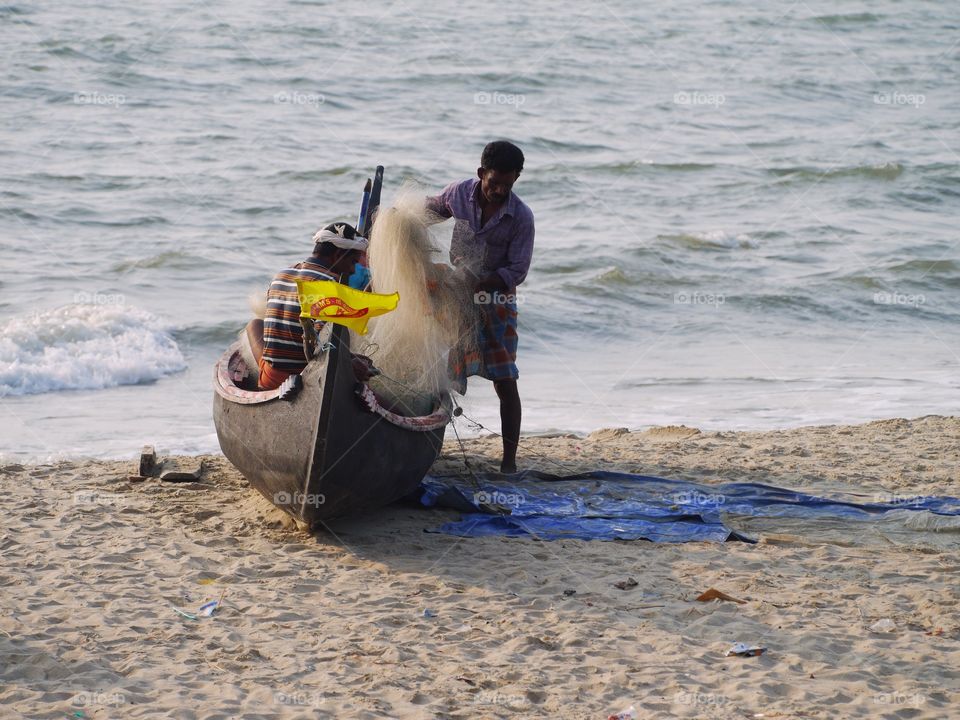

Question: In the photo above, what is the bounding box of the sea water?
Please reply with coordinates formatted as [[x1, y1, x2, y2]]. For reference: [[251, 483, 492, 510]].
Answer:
[[1, 0, 958, 460]]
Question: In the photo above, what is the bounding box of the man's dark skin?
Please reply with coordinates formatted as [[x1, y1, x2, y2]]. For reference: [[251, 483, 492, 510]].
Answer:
[[246, 246, 374, 382], [471, 166, 522, 473]]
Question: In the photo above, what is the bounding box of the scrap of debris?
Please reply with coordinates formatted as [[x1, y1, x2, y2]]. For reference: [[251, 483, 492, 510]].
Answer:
[[130, 445, 204, 483]]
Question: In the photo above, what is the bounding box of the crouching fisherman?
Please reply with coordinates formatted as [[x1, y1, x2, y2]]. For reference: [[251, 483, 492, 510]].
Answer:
[[244, 222, 376, 389]]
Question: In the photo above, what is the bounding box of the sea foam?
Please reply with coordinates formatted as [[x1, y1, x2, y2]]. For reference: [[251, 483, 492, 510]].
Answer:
[[0, 303, 186, 397]]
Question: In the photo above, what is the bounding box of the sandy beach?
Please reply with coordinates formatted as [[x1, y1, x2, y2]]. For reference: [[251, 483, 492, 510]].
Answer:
[[5, 3, 959, 718], [2, 415, 958, 719]]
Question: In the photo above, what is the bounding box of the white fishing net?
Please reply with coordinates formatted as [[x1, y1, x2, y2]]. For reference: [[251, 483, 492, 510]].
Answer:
[[355, 186, 478, 412]]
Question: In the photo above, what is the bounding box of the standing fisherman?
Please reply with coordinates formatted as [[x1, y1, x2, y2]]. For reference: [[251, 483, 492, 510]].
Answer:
[[426, 141, 535, 473]]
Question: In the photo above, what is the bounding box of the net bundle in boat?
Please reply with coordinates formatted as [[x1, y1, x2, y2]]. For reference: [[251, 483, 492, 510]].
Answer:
[[356, 187, 478, 411]]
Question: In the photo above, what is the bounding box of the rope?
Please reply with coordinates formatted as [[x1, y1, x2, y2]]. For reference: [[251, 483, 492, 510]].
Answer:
[[374, 370, 581, 478], [447, 410, 485, 494], [450, 402, 583, 476], [358, 341, 381, 358]]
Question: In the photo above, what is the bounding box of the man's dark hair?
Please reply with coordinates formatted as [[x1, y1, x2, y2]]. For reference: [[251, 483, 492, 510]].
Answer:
[[312, 241, 337, 257], [312, 222, 361, 258], [313, 242, 363, 259], [481, 140, 524, 175]]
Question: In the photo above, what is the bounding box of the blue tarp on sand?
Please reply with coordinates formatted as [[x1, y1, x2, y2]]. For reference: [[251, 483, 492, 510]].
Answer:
[[419, 471, 960, 543]]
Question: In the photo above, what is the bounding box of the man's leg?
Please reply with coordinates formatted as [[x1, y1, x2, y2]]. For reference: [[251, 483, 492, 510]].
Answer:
[[494, 379, 521, 473]]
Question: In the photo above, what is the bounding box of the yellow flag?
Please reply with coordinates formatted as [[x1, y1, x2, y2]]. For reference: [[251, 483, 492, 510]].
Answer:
[[296, 280, 398, 335]]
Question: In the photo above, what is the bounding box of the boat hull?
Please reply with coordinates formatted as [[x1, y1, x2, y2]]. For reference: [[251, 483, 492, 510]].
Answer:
[[213, 325, 448, 526]]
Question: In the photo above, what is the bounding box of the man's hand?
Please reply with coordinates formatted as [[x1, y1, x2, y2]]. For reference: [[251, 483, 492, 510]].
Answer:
[[472, 272, 507, 294], [299, 317, 318, 359], [351, 354, 377, 382]]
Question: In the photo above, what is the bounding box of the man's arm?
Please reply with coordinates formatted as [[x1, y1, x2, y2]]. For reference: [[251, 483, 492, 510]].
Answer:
[[425, 181, 458, 222], [480, 212, 534, 292]]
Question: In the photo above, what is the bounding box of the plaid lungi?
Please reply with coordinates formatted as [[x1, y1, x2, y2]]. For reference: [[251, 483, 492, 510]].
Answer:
[[449, 298, 519, 392]]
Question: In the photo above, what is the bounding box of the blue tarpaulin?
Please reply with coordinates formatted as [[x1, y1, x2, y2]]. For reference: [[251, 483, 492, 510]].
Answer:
[[419, 471, 960, 543]]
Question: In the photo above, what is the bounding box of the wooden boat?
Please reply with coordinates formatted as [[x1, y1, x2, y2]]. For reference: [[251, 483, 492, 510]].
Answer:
[[213, 322, 451, 527]]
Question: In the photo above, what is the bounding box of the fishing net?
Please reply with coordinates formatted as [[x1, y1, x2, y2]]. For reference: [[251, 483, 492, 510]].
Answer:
[[355, 186, 478, 414]]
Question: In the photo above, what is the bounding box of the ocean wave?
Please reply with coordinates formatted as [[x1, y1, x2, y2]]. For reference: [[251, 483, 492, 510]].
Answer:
[[110, 250, 202, 273], [232, 205, 289, 216], [727, 292, 866, 322], [658, 230, 754, 249], [887, 259, 960, 277], [70, 215, 170, 228], [172, 319, 246, 347], [18, 172, 154, 193], [808, 12, 880, 26], [528, 137, 617, 153], [0, 304, 186, 397], [830, 273, 886, 290], [768, 162, 904, 183], [888, 190, 944, 208], [538, 161, 718, 175], [536, 261, 593, 276], [268, 167, 356, 182], [593, 267, 631, 284], [42, 45, 93, 60], [635, 161, 718, 172], [0, 206, 40, 221], [916, 162, 960, 177]]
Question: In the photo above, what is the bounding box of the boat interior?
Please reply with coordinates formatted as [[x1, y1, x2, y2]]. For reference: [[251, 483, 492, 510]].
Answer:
[[222, 334, 439, 419]]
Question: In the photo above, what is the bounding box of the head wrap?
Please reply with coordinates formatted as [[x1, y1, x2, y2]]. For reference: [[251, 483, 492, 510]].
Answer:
[[312, 222, 368, 251]]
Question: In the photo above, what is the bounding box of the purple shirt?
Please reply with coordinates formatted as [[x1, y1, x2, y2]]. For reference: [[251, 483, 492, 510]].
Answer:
[[426, 178, 535, 290]]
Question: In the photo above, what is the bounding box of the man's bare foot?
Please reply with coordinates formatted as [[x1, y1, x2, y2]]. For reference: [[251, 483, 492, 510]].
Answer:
[[499, 461, 517, 474]]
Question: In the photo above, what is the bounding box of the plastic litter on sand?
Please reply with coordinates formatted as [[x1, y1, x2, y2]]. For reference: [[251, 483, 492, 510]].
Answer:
[[726, 642, 766, 657]]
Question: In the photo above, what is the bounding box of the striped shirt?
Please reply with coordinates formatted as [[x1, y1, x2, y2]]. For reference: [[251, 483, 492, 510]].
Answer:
[[262, 259, 336, 372]]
